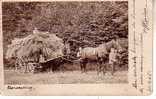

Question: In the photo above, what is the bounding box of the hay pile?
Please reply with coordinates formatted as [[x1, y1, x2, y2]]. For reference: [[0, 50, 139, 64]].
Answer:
[[6, 31, 64, 62]]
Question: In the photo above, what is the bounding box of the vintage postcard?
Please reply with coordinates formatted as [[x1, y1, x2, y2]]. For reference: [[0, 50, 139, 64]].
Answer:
[[0, 0, 153, 95]]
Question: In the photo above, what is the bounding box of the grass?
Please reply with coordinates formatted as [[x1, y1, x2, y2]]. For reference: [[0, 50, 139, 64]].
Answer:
[[4, 70, 128, 84]]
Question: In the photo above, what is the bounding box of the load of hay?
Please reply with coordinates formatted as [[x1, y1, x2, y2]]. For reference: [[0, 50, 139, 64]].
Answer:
[[5, 30, 64, 63]]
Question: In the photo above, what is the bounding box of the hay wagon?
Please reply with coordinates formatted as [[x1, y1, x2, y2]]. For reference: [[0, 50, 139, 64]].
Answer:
[[5, 29, 72, 73]]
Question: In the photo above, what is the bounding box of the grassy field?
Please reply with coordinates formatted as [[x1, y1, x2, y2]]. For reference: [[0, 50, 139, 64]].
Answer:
[[4, 70, 128, 84]]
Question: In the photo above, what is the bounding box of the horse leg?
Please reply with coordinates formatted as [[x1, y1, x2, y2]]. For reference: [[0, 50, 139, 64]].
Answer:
[[80, 63, 83, 73], [102, 62, 106, 75], [81, 63, 86, 73], [84, 62, 87, 73], [111, 62, 115, 75], [103, 57, 108, 75], [80, 60, 84, 73], [97, 62, 100, 75], [97, 61, 99, 75], [97, 58, 102, 75], [84, 59, 88, 73], [82, 63, 86, 73]]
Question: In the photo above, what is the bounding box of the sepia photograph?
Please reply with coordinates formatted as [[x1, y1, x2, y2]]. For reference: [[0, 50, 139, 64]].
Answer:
[[0, 0, 153, 96], [2, 1, 128, 84]]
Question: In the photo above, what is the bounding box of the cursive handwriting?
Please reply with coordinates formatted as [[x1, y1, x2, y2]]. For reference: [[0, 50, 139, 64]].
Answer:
[[142, 8, 149, 33]]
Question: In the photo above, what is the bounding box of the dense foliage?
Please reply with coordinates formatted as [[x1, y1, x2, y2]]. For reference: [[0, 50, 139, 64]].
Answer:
[[3, 2, 128, 70]]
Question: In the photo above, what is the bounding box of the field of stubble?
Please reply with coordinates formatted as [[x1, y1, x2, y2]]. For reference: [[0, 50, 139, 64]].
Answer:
[[4, 70, 128, 84]]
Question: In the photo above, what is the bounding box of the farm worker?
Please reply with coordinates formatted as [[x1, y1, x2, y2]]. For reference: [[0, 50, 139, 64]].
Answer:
[[39, 54, 45, 63], [109, 48, 118, 75], [33, 27, 39, 34], [77, 47, 82, 58], [65, 43, 70, 55]]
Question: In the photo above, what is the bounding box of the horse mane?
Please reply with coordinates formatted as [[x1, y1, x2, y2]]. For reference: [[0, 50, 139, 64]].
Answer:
[[105, 39, 122, 52]]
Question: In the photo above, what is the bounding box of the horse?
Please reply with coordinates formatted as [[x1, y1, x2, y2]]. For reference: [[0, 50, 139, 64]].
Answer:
[[77, 39, 123, 75], [77, 47, 99, 73]]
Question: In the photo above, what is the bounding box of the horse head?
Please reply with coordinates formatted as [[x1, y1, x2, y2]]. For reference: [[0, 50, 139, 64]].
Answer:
[[107, 39, 123, 53]]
